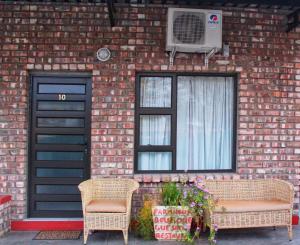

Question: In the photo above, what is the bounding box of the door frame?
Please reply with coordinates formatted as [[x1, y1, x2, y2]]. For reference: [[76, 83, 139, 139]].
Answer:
[[27, 72, 92, 218]]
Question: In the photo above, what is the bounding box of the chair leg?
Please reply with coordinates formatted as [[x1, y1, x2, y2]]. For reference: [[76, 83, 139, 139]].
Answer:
[[288, 225, 293, 241], [122, 229, 128, 245], [83, 226, 89, 245], [202, 222, 206, 232]]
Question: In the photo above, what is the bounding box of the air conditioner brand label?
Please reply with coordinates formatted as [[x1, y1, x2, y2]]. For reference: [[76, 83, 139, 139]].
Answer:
[[207, 13, 221, 29]]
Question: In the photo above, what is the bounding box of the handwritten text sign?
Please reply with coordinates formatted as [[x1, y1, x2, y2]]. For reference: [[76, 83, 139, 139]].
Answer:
[[152, 206, 192, 241]]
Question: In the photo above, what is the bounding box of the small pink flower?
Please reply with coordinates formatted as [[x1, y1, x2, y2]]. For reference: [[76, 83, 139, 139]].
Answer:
[[196, 176, 203, 182], [213, 224, 218, 231], [183, 191, 187, 198]]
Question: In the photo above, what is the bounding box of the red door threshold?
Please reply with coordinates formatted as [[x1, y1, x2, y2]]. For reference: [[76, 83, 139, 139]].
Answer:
[[11, 220, 83, 231]]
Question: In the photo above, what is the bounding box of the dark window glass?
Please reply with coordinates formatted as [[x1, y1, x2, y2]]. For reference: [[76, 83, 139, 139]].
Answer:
[[38, 84, 85, 94], [36, 151, 84, 161], [36, 168, 84, 178], [37, 118, 84, 128], [37, 135, 85, 145], [36, 185, 79, 195], [37, 101, 85, 111], [36, 202, 82, 211]]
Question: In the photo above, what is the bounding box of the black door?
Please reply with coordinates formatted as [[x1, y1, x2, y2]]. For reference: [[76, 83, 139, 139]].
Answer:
[[29, 75, 91, 218]]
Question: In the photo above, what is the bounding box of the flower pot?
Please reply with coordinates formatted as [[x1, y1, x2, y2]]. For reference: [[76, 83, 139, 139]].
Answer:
[[152, 206, 192, 241]]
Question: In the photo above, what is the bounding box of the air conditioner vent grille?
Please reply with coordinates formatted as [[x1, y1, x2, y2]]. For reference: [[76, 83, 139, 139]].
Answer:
[[173, 12, 205, 45]]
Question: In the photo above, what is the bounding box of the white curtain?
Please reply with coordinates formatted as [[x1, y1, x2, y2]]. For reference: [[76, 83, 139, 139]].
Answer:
[[138, 152, 172, 170], [139, 77, 172, 170], [140, 77, 171, 107], [176, 76, 234, 170], [140, 115, 171, 146]]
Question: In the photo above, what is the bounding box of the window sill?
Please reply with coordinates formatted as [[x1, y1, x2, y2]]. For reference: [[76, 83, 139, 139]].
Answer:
[[133, 172, 240, 183]]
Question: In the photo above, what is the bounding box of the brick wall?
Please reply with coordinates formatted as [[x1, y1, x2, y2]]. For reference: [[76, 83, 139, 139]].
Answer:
[[0, 2, 299, 220]]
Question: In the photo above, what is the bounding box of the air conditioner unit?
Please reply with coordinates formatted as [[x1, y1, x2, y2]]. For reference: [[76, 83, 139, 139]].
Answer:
[[166, 8, 222, 53]]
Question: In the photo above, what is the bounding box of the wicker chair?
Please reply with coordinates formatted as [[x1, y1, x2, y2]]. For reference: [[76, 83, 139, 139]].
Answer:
[[205, 179, 294, 240], [78, 178, 139, 244]]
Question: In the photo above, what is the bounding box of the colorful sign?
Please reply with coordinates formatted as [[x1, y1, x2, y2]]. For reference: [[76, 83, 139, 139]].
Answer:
[[207, 13, 221, 29], [152, 206, 193, 241]]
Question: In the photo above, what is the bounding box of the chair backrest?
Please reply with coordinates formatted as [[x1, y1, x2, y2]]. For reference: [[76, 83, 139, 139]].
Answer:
[[80, 178, 138, 200], [205, 179, 277, 201]]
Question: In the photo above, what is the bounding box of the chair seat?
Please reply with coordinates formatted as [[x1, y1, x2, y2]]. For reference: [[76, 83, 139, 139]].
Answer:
[[86, 199, 127, 213], [215, 199, 290, 213]]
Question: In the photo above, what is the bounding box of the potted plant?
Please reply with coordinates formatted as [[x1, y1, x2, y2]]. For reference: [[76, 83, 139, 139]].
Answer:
[[135, 196, 155, 240], [152, 182, 193, 241], [181, 177, 217, 244]]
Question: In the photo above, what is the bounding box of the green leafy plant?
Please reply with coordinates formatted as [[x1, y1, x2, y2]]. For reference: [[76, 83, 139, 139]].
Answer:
[[136, 198, 155, 240], [161, 182, 182, 206]]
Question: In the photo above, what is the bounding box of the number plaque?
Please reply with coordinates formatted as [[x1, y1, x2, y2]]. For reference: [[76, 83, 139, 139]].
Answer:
[[58, 94, 66, 100]]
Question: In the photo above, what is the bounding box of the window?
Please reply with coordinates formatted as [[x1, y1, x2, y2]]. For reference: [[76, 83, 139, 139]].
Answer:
[[135, 74, 237, 172]]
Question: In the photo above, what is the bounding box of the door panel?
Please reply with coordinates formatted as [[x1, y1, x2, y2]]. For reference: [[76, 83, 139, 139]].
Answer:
[[37, 118, 85, 128], [36, 168, 84, 178], [36, 135, 85, 145], [29, 75, 91, 218], [38, 84, 86, 94], [37, 101, 85, 111]]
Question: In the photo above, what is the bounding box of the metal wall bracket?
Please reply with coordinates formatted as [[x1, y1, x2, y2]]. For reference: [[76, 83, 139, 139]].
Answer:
[[169, 47, 177, 66], [286, 8, 300, 32], [204, 48, 218, 68], [106, 0, 116, 27]]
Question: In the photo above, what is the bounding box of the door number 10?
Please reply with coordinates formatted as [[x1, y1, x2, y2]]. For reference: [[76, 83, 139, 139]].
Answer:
[[58, 94, 66, 101]]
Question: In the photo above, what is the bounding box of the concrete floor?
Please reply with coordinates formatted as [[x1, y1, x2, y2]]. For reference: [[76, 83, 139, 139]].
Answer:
[[0, 226, 299, 245]]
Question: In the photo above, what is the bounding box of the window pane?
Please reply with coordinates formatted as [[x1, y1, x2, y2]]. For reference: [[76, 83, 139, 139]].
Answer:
[[37, 118, 84, 128], [138, 152, 172, 170], [36, 202, 82, 211], [140, 115, 171, 146], [38, 101, 85, 111], [37, 135, 85, 145], [140, 77, 171, 107], [36, 185, 79, 195], [36, 151, 84, 161], [36, 168, 84, 178], [38, 84, 85, 94], [176, 76, 234, 170]]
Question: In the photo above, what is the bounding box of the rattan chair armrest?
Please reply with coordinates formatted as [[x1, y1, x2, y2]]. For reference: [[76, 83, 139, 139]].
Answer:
[[274, 179, 294, 204], [78, 181, 94, 214], [125, 180, 139, 213], [130, 181, 139, 194]]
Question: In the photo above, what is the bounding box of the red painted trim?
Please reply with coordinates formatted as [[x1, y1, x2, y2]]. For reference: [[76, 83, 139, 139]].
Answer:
[[0, 195, 11, 205], [10, 215, 298, 231], [11, 221, 83, 231], [292, 215, 299, 225]]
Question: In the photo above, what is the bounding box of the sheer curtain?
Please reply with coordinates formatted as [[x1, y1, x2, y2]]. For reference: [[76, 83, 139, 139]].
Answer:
[[140, 77, 171, 108], [138, 77, 172, 170], [176, 76, 234, 170]]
